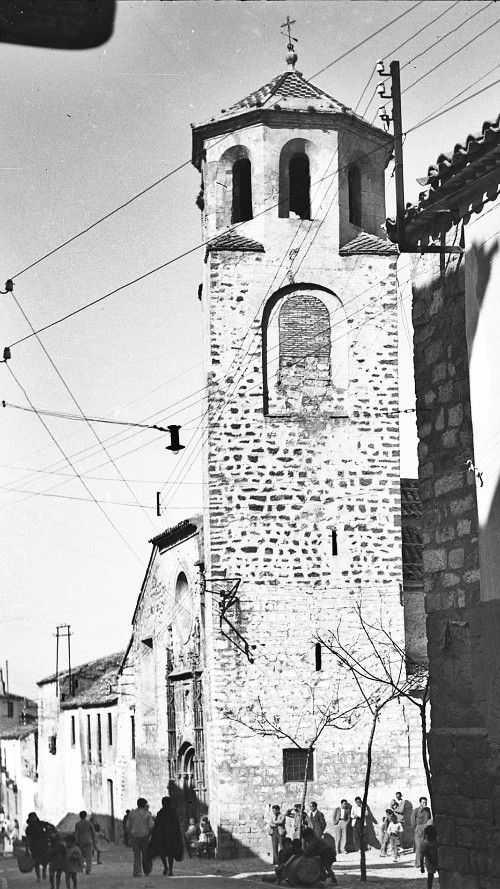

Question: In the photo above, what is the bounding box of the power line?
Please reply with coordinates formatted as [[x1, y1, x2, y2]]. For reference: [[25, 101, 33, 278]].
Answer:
[[9, 292, 160, 535], [5, 364, 144, 564], [401, 1, 495, 71], [2, 400, 174, 433], [309, 1, 425, 81]]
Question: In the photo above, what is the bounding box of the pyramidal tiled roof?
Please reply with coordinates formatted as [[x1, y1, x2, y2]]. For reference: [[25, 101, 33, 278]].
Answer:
[[206, 231, 265, 253], [229, 69, 352, 115], [340, 233, 398, 255]]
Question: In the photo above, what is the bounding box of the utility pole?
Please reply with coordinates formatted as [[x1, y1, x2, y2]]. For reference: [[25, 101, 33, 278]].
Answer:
[[54, 624, 72, 697], [377, 59, 462, 255]]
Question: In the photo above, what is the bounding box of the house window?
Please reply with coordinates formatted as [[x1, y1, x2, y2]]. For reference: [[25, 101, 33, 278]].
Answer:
[[71, 715, 76, 746], [87, 714, 92, 763], [289, 154, 310, 219], [7, 700, 13, 718], [232, 158, 252, 223], [48, 735, 57, 755], [97, 714, 102, 765], [131, 715, 136, 759], [283, 748, 314, 783], [348, 164, 362, 226], [107, 712, 113, 746]]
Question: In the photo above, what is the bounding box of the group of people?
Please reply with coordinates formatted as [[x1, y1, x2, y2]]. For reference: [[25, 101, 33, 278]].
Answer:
[[124, 795, 217, 877], [0, 811, 20, 858], [22, 811, 106, 886], [267, 792, 438, 886]]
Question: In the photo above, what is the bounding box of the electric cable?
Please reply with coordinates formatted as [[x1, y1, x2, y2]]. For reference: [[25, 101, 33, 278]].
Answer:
[[5, 363, 144, 564], [401, 0, 495, 71], [9, 291, 161, 535], [5, 2, 424, 289], [2, 400, 175, 432]]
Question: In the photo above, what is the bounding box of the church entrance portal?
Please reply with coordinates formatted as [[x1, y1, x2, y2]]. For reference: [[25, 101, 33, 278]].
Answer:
[[176, 742, 197, 827]]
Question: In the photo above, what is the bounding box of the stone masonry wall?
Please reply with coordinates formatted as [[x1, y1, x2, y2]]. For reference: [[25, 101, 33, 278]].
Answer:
[[202, 241, 428, 858], [412, 247, 500, 888]]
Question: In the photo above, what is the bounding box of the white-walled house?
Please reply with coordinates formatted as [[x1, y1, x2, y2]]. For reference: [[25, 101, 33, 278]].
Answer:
[[37, 652, 135, 837]]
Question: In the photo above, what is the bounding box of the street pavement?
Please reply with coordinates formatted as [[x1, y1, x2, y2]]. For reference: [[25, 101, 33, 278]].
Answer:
[[0, 845, 433, 889]]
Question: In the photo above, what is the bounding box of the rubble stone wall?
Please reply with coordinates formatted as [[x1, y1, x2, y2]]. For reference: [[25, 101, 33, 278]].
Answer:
[[411, 249, 500, 889]]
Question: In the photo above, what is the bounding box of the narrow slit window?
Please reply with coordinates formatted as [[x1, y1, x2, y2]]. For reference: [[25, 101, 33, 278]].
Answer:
[[131, 715, 136, 759], [97, 713, 102, 764], [71, 715, 76, 746], [315, 643, 322, 672], [289, 154, 310, 219], [87, 714, 92, 763], [331, 529, 338, 556], [232, 158, 253, 223], [348, 164, 362, 226], [108, 712, 113, 746]]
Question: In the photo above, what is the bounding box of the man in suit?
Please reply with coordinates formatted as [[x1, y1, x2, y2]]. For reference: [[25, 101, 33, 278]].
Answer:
[[308, 801, 326, 838], [332, 799, 351, 854]]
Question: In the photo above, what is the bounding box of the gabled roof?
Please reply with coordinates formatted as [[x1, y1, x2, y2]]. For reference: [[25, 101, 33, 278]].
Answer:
[[229, 69, 353, 115], [340, 233, 397, 256], [38, 651, 124, 688], [206, 231, 265, 254], [0, 724, 37, 741], [387, 112, 500, 242]]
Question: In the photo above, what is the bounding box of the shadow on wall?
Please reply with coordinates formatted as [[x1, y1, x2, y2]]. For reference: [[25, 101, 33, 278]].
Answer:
[[466, 239, 499, 351], [217, 825, 257, 859]]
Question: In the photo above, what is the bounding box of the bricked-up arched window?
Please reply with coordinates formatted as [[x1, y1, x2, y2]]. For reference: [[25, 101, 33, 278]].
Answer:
[[279, 295, 330, 378], [232, 158, 253, 223], [348, 163, 362, 226], [289, 153, 310, 220]]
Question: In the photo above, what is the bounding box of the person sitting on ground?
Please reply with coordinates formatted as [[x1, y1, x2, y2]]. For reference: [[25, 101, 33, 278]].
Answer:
[[420, 824, 438, 889], [302, 826, 337, 885]]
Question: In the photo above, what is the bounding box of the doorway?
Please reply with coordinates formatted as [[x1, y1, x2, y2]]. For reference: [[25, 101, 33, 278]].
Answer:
[[176, 742, 197, 828]]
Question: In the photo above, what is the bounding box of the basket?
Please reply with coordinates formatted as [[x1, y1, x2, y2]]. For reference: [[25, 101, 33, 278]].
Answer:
[[17, 853, 34, 873]]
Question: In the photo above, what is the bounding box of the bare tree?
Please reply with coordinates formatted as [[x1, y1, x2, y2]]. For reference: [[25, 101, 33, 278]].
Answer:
[[225, 680, 370, 826], [318, 602, 431, 882]]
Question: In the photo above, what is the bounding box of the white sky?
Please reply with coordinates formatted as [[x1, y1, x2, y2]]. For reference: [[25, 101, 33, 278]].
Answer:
[[1, 0, 499, 696]]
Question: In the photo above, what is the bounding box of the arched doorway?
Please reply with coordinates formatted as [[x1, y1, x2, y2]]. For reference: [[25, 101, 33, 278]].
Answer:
[[176, 742, 197, 828]]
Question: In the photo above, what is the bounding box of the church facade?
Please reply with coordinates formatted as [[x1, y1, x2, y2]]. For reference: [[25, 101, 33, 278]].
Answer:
[[127, 53, 427, 859]]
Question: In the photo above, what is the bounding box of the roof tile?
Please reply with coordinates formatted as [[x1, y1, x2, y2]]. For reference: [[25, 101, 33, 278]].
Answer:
[[207, 231, 265, 253], [340, 233, 397, 255]]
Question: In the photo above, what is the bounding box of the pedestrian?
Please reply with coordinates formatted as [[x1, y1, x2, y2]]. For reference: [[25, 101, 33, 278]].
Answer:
[[198, 815, 217, 858], [64, 835, 84, 889], [123, 810, 131, 846], [25, 812, 50, 882], [268, 805, 287, 863], [302, 826, 337, 885], [48, 832, 66, 889], [148, 796, 184, 876], [351, 796, 365, 851], [308, 802, 326, 838], [332, 799, 351, 854], [126, 797, 154, 877], [412, 797, 432, 868], [74, 811, 96, 875], [0, 826, 6, 859], [420, 824, 438, 889], [93, 823, 109, 865], [387, 812, 403, 861], [379, 808, 394, 857], [184, 818, 200, 858], [285, 803, 307, 839]]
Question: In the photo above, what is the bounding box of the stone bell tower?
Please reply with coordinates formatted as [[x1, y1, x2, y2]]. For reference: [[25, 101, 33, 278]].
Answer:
[[191, 48, 421, 858]]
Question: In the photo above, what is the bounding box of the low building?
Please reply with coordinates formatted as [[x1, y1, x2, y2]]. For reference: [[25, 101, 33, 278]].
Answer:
[[0, 667, 37, 733], [37, 652, 135, 837]]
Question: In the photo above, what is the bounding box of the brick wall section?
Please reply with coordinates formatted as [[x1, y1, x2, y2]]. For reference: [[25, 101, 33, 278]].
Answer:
[[411, 249, 500, 888]]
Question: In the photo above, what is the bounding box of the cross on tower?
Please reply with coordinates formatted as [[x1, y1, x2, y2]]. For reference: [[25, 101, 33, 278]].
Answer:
[[281, 15, 297, 49]]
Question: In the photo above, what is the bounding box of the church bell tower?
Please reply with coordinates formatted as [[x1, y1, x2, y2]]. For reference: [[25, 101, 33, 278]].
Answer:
[[191, 45, 413, 858]]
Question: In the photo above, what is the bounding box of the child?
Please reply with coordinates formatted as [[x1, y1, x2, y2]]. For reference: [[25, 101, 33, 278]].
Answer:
[[93, 823, 108, 866], [199, 816, 216, 859], [184, 818, 199, 859], [380, 808, 394, 857], [420, 824, 438, 889], [65, 835, 84, 889], [48, 832, 67, 889], [387, 812, 403, 861]]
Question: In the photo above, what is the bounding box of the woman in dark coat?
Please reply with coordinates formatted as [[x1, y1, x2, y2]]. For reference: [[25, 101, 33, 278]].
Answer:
[[25, 812, 50, 881], [148, 797, 183, 876]]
